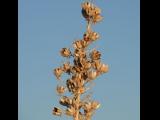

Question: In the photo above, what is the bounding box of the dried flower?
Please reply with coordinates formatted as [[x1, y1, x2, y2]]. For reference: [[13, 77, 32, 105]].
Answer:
[[53, 107, 62, 116], [54, 67, 63, 80], [60, 48, 71, 57], [56, 85, 66, 94]]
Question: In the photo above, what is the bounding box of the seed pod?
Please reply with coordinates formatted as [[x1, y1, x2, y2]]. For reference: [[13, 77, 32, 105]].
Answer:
[[59, 96, 72, 107], [93, 14, 103, 24], [81, 2, 91, 10], [60, 48, 71, 57], [56, 85, 66, 94], [79, 87, 85, 94], [73, 40, 84, 49], [90, 50, 101, 60], [91, 101, 100, 109], [66, 106, 75, 116], [84, 61, 92, 69], [90, 32, 100, 41], [99, 64, 109, 73], [83, 102, 92, 111], [88, 71, 97, 80], [52, 107, 62, 116], [54, 67, 63, 80], [83, 33, 90, 41], [92, 7, 101, 15]]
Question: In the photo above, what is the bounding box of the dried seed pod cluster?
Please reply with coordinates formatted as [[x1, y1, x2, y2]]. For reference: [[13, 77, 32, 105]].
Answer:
[[81, 2, 103, 23], [52, 1, 108, 120]]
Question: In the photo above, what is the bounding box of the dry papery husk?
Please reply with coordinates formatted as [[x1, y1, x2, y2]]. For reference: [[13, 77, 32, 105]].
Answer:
[[53, 107, 62, 116], [60, 48, 71, 57], [56, 85, 66, 94], [54, 67, 63, 80]]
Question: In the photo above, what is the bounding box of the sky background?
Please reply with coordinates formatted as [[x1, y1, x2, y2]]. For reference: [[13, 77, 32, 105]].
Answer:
[[18, 0, 140, 120]]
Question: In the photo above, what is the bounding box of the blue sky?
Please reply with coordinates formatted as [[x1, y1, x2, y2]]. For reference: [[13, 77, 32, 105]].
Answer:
[[18, 0, 140, 120]]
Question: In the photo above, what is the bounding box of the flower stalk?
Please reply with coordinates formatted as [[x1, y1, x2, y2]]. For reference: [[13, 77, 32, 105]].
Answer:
[[52, 1, 109, 120]]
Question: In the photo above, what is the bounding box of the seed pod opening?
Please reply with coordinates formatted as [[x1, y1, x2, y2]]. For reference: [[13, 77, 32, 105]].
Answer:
[[52, 107, 62, 116], [60, 48, 71, 57], [54, 67, 63, 80]]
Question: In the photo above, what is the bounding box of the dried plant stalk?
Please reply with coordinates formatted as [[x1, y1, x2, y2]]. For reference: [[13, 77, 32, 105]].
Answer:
[[52, 1, 109, 120]]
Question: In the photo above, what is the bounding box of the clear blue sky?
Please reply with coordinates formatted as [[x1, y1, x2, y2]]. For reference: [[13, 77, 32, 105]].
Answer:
[[18, 0, 140, 120]]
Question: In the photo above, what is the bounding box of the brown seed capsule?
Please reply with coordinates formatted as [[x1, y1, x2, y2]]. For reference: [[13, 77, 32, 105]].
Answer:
[[79, 87, 85, 94], [54, 67, 63, 80], [99, 64, 109, 73], [52, 107, 62, 116], [81, 2, 91, 10], [73, 40, 83, 49], [83, 102, 92, 111], [83, 33, 90, 41], [56, 86, 66, 94], [90, 32, 100, 41], [63, 62, 71, 74], [60, 48, 71, 57], [93, 14, 103, 23], [59, 96, 72, 107], [91, 101, 100, 109], [92, 6, 101, 15], [90, 50, 101, 60], [65, 106, 75, 116], [84, 61, 92, 69], [88, 71, 97, 80]]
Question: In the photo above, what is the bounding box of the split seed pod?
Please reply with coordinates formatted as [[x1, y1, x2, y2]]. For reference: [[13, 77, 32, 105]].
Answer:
[[59, 96, 72, 107], [56, 86, 66, 94], [54, 67, 63, 80], [90, 32, 100, 41], [73, 40, 83, 49], [99, 64, 109, 73], [53, 107, 62, 116], [88, 71, 97, 80], [91, 101, 100, 109], [93, 14, 103, 24], [66, 106, 75, 116], [90, 50, 101, 60], [60, 48, 71, 57]]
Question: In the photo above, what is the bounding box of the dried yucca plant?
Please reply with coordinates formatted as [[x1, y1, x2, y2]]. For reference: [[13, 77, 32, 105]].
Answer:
[[52, 1, 109, 120]]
